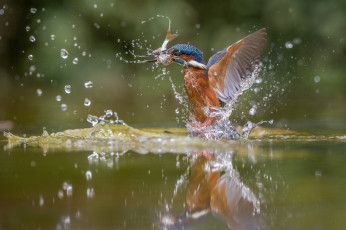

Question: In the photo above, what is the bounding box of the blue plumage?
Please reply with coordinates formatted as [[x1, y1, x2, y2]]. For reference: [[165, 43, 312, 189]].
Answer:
[[207, 47, 227, 67], [169, 44, 206, 65], [168, 44, 229, 69]]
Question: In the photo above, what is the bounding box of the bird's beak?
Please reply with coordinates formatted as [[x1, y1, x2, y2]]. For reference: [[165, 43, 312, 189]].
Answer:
[[137, 54, 158, 63], [138, 49, 175, 66], [136, 49, 161, 63]]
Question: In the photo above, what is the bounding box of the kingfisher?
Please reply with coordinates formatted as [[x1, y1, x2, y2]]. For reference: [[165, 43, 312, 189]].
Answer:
[[141, 25, 267, 137]]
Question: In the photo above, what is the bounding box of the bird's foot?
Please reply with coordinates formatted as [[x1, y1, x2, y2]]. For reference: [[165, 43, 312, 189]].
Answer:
[[189, 118, 215, 139]]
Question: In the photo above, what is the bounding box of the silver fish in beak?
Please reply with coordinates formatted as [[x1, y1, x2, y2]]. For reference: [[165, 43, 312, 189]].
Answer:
[[139, 20, 177, 66]]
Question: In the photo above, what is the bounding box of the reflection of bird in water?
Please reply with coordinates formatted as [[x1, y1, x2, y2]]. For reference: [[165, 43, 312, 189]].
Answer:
[[162, 153, 262, 230], [142, 26, 266, 138]]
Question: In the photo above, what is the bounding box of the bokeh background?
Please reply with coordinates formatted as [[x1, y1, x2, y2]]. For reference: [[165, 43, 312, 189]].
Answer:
[[0, 0, 345, 134]]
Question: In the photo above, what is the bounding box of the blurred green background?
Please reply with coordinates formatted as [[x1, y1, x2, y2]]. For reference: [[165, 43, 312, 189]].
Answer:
[[0, 0, 345, 134]]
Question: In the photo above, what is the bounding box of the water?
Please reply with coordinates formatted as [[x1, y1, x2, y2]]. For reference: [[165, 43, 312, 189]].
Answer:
[[60, 49, 69, 59], [64, 85, 71, 94], [61, 104, 67, 111], [30, 8, 37, 14], [56, 95, 62, 102], [84, 98, 91, 106], [84, 81, 93, 88], [29, 35, 36, 42], [1, 7, 345, 229], [72, 58, 78, 64], [1, 123, 346, 229]]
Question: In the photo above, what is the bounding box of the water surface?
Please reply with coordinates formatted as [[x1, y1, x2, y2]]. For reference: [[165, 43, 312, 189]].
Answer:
[[1, 124, 346, 229]]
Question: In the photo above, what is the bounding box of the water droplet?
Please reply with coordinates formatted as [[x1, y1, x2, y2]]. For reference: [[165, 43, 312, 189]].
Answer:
[[105, 109, 112, 117], [28, 54, 33, 60], [58, 190, 64, 199], [36, 88, 42, 96], [175, 108, 179, 114], [114, 112, 119, 122], [29, 65, 36, 73], [51, 34, 55, 40], [293, 38, 302, 45], [72, 57, 78, 64], [66, 185, 72, 197], [30, 8, 37, 13], [93, 22, 100, 29], [93, 4, 98, 8], [85, 170, 92, 180], [82, 51, 87, 56], [86, 188, 95, 199], [285, 42, 293, 49], [255, 78, 262, 84], [29, 35, 36, 42], [314, 75, 320, 83], [87, 115, 99, 126], [84, 81, 93, 88], [39, 195, 44, 207], [61, 104, 67, 111], [62, 182, 73, 197], [60, 49, 69, 59], [315, 170, 322, 177], [249, 107, 256, 116], [84, 98, 91, 106], [64, 85, 71, 94], [88, 152, 99, 162], [36, 18, 41, 23], [56, 95, 62, 101], [42, 127, 49, 137], [75, 210, 81, 219], [25, 26, 30, 32], [63, 216, 70, 227]]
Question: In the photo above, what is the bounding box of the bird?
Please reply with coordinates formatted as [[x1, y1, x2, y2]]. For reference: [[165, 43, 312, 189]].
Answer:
[[142, 26, 267, 137], [161, 152, 262, 229]]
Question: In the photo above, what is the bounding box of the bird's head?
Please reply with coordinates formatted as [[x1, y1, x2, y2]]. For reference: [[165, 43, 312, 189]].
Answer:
[[142, 44, 208, 70], [139, 23, 207, 69]]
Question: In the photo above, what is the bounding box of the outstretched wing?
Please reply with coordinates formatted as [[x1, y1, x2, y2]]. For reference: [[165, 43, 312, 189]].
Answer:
[[208, 28, 267, 104]]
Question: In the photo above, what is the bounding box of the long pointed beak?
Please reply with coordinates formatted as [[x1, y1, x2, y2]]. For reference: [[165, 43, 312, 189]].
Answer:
[[137, 59, 157, 63], [136, 50, 161, 63], [137, 48, 173, 64]]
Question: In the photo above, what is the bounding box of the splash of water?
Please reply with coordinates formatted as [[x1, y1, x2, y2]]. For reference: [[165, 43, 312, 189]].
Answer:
[[86, 110, 123, 127], [185, 63, 271, 140]]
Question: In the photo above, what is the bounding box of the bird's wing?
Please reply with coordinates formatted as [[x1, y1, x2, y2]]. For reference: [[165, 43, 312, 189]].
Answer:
[[207, 28, 267, 104]]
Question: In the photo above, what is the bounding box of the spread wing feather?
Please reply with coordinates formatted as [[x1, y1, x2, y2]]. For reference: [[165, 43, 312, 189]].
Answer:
[[208, 28, 267, 104]]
